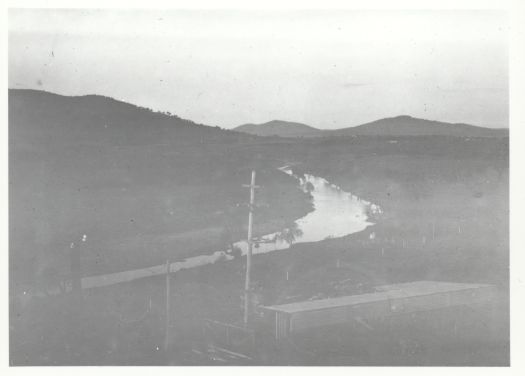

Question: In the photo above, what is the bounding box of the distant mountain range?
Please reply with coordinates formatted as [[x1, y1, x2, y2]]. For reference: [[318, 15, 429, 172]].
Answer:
[[234, 115, 508, 138], [235, 120, 322, 137], [11, 89, 507, 144]]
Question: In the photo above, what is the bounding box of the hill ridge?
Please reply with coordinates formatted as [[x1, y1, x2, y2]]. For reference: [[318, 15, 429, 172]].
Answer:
[[234, 119, 322, 137], [235, 115, 508, 138]]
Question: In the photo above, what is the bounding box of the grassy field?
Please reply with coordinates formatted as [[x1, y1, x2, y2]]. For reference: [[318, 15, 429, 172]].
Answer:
[[10, 133, 509, 365], [291, 135, 509, 287]]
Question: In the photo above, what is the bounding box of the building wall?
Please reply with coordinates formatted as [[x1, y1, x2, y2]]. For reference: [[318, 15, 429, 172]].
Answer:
[[274, 285, 497, 337]]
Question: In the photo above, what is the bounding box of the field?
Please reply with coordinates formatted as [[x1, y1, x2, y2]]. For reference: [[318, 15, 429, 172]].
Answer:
[[10, 130, 509, 365]]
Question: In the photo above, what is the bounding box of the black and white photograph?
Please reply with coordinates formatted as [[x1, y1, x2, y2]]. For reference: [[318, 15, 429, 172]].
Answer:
[[6, 2, 522, 368]]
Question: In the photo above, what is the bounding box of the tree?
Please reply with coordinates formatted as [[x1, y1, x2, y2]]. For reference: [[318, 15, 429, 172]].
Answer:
[[304, 181, 315, 194], [275, 223, 303, 246]]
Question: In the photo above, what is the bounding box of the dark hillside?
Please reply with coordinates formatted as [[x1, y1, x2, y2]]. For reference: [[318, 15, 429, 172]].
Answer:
[[9, 89, 251, 149]]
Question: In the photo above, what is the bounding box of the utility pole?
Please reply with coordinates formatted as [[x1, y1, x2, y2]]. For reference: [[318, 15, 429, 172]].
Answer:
[[70, 234, 86, 299], [164, 259, 171, 352], [242, 170, 259, 327]]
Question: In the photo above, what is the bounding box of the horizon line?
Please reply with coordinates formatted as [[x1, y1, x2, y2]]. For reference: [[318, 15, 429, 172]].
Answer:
[[8, 87, 509, 131]]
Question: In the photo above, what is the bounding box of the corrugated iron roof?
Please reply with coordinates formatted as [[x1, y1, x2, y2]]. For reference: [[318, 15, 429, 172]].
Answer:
[[262, 281, 493, 314]]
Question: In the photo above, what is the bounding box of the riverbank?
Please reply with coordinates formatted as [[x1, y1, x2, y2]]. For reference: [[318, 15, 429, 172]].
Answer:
[[294, 136, 508, 287], [26, 167, 377, 291]]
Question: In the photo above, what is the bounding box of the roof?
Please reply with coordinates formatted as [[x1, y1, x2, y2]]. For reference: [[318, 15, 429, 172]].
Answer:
[[261, 281, 494, 314]]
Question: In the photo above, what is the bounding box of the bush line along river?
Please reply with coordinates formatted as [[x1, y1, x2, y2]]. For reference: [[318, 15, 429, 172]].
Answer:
[[80, 166, 382, 289]]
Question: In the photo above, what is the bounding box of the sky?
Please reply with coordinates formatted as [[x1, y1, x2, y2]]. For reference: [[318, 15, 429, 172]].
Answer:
[[8, 9, 508, 129]]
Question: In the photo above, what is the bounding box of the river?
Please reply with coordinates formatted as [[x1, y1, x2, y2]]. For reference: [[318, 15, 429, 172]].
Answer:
[[81, 167, 381, 289]]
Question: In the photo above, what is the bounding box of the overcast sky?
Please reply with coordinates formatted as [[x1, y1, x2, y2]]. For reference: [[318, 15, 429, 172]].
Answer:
[[9, 9, 508, 129]]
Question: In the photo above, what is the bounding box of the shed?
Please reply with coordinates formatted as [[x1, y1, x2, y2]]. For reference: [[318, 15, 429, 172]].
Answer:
[[260, 281, 497, 339]]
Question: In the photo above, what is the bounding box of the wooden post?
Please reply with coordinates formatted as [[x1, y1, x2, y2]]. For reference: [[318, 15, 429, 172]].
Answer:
[[243, 171, 258, 328], [70, 238, 83, 300], [164, 259, 170, 352], [70, 242, 81, 294]]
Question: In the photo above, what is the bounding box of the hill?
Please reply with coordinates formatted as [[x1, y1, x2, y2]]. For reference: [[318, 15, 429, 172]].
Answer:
[[234, 115, 508, 138], [234, 120, 322, 137], [9, 89, 252, 150], [329, 115, 508, 138]]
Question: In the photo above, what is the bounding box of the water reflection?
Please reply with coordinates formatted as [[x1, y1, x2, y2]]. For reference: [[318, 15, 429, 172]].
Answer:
[[232, 167, 380, 256]]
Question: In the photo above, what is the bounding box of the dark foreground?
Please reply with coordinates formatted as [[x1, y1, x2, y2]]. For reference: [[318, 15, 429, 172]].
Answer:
[[10, 135, 509, 366]]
